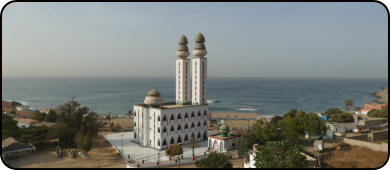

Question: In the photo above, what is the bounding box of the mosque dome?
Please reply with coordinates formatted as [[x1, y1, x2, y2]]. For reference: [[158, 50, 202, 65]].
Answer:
[[178, 35, 188, 45], [219, 124, 230, 137], [194, 33, 205, 43], [144, 89, 164, 105]]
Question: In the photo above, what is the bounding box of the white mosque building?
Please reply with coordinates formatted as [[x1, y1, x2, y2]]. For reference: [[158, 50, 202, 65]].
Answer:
[[133, 33, 209, 150]]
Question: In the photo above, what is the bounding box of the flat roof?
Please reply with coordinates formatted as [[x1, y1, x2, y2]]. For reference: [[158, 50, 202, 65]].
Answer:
[[209, 112, 258, 119], [134, 101, 207, 110]]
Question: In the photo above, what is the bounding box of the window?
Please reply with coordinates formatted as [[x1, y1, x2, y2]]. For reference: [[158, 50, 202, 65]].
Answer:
[[177, 124, 182, 131], [191, 122, 195, 128], [184, 123, 188, 129], [163, 127, 167, 133], [185, 113, 188, 118], [191, 133, 195, 138], [134, 122, 136, 126], [158, 127, 160, 133], [204, 110, 207, 116], [197, 121, 201, 127], [134, 133, 136, 138], [170, 126, 175, 132], [163, 139, 167, 146], [158, 139, 160, 146], [204, 120, 207, 126], [191, 112, 195, 118], [135, 112, 136, 116], [177, 136, 182, 144], [170, 114, 175, 121], [177, 113, 182, 120], [157, 116, 160, 121], [163, 115, 167, 121], [197, 132, 201, 139], [184, 135, 189, 141], [198, 111, 201, 117], [170, 137, 175, 145]]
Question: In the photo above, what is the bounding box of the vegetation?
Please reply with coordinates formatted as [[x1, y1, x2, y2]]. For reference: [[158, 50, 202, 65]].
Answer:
[[344, 99, 354, 112], [165, 144, 183, 167], [368, 105, 388, 118], [254, 141, 307, 168], [47, 97, 98, 151], [2, 113, 21, 139], [324, 108, 343, 117], [188, 136, 197, 157], [33, 112, 47, 122], [329, 112, 354, 123], [195, 152, 233, 168], [19, 126, 50, 146], [237, 132, 257, 158], [45, 109, 57, 122]]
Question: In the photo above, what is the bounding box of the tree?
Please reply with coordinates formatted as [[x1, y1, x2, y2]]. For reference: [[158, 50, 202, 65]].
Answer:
[[279, 116, 305, 143], [165, 144, 183, 167], [368, 105, 388, 118], [127, 109, 133, 117], [74, 127, 92, 152], [283, 109, 298, 118], [303, 113, 327, 142], [188, 136, 197, 158], [33, 112, 47, 122], [328, 112, 354, 123], [45, 109, 57, 122], [344, 99, 354, 112], [237, 132, 257, 158], [252, 119, 282, 144], [324, 108, 342, 117], [195, 152, 233, 168], [254, 141, 307, 168], [270, 115, 283, 125], [2, 113, 21, 139], [19, 126, 49, 146]]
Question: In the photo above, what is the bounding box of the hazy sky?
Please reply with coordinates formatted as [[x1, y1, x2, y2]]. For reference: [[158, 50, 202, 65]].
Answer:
[[2, 2, 388, 78]]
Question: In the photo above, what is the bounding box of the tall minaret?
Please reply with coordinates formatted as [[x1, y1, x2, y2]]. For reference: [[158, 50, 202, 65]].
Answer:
[[192, 33, 207, 105], [176, 35, 191, 104]]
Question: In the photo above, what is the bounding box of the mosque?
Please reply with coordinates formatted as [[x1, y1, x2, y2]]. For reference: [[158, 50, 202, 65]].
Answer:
[[133, 33, 209, 150]]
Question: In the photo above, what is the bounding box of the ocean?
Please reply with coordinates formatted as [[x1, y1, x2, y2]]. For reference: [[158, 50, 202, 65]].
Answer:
[[1, 77, 387, 116]]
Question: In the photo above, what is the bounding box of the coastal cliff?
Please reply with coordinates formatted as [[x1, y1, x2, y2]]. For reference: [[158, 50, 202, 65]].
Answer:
[[374, 86, 388, 104]]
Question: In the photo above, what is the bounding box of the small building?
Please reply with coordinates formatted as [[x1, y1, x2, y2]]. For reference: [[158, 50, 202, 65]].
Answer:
[[14, 118, 37, 128], [207, 124, 241, 153], [356, 116, 388, 129], [326, 122, 357, 135], [16, 105, 30, 111], [314, 140, 323, 152], [2, 137, 36, 159], [360, 103, 387, 115]]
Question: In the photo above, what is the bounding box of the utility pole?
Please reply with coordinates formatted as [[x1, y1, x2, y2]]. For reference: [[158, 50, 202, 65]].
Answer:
[[121, 134, 124, 159]]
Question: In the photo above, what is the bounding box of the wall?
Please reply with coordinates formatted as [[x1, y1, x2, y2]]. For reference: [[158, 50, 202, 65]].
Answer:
[[343, 138, 388, 152]]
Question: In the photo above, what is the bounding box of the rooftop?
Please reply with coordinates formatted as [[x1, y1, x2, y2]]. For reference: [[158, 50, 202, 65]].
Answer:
[[134, 101, 206, 110]]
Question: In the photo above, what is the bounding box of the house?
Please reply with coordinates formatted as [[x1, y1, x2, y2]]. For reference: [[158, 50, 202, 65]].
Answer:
[[16, 105, 30, 111], [360, 103, 387, 115], [2, 137, 36, 159], [326, 122, 357, 135]]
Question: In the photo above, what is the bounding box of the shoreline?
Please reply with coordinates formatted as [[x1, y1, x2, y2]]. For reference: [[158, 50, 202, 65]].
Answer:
[[372, 85, 388, 104]]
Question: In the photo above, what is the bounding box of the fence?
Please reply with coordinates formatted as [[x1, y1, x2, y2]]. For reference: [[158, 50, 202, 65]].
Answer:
[[343, 138, 388, 152]]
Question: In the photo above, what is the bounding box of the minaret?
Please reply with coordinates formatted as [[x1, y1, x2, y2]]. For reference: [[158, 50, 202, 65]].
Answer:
[[192, 33, 207, 105], [176, 35, 191, 104]]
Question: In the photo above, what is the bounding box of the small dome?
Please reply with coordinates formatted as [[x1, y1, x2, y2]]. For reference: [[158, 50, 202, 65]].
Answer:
[[219, 124, 230, 131], [147, 89, 161, 96], [178, 35, 188, 45], [194, 33, 205, 43], [194, 43, 206, 50], [177, 45, 189, 51]]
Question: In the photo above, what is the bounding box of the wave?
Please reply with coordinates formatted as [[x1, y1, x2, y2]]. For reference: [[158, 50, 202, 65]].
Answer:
[[207, 100, 222, 104], [236, 108, 258, 111]]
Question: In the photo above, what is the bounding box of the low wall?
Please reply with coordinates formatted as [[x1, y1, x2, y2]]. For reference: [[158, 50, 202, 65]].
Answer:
[[343, 138, 388, 152]]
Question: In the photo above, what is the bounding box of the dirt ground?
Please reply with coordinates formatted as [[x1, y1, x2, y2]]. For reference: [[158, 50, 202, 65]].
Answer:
[[4, 131, 125, 168]]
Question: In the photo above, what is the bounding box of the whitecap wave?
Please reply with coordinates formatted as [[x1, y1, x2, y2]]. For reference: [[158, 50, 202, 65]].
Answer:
[[236, 108, 258, 111], [207, 100, 222, 104]]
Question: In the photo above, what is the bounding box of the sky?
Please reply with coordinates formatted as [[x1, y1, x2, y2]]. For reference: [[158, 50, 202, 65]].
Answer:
[[2, 2, 388, 79]]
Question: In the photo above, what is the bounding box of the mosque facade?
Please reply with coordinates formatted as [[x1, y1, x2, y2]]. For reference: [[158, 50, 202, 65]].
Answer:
[[133, 33, 209, 150]]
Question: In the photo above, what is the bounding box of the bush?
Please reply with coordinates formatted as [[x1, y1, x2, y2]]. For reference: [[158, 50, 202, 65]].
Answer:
[[195, 152, 233, 168], [329, 112, 354, 123]]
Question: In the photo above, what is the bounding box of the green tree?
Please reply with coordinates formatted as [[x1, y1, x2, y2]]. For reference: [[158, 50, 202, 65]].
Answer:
[[344, 99, 354, 112], [165, 144, 183, 167], [2, 113, 21, 139], [283, 109, 298, 118], [324, 108, 342, 117], [33, 112, 47, 122], [188, 136, 197, 158], [19, 126, 49, 146], [303, 113, 327, 142], [252, 119, 282, 144], [195, 152, 233, 168], [74, 127, 92, 152], [328, 112, 354, 123], [279, 116, 305, 143], [269, 115, 283, 125], [254, 141, 307, 168], [237, 132, 257, 158], [45, 109, 57, 122]]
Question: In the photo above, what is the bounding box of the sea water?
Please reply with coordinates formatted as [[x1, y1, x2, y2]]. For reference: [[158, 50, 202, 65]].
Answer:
[[1, 77, 387, 116]]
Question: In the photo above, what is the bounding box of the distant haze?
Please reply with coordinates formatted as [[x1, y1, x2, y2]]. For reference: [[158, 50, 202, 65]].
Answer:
[[2, 2, 388, 79]]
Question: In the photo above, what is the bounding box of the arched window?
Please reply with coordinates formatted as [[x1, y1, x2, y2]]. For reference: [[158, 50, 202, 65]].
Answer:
[[163, 139, 167, 146], [170, 114, 175, 121], [197, 132, 201, 139], [177, 135, 182, 144], [191, 122, 195, 128], [204, 110, 207, 116], [158, 139, 160, 146], [158, 127, 160, 133], [157, 116, 161, 121], [170, 125, 175, 132], [134, 133, 137, 138], [135, 112, 137, 116], [203, 131, 208, 140], [163, 115, 167, 121], [197, 121, 201, 127], [191, 112, 195, 118], [208, 139, 212, 150], [198, 111, 201, 117], [177, 124, 182, 131], [170, 137, 175, 145], [177, 113, 182, 120], [184, 123, 188, 129], [184, 134, 189, 141], [134, 122, 136, 126], [163, 127, 167, 133], [185, 112, 188, 118], [191, 133, 195, 138], [204, 120, 207, 127]]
